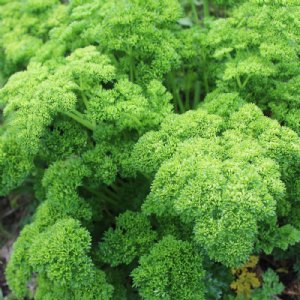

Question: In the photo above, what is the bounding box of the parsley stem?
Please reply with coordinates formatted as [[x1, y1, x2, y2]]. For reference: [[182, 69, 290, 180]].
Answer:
[[193, 80, 201, 108], [185, 73, 191, 110], [203, 71, 209, 95], [63, 110, 95, 131], [190, 0, 199, 24], [203, 0, 210, 19], [241, 75, 251, 89], [168, 73, 185, 113]]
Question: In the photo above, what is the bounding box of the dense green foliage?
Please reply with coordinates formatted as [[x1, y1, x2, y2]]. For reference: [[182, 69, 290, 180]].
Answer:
[[1, 0, 299, 299], [0, 0, 66, 84], [208, 0, 300, 133], [133, 99, 300, 268]]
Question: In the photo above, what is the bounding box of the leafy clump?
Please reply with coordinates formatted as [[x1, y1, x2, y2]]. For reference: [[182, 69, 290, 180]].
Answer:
[[1, 0, 300, 299], [0, 46, 172, 195], [0, 0, 66, 83], [6, 218, 114, 300], [3, 44, 172, 299], [99, 211, 157, 266], [131, 235, 205, 300], [134, 100, 300, 267], [251, 269, 284, 300], [208, 0, 300, 133]]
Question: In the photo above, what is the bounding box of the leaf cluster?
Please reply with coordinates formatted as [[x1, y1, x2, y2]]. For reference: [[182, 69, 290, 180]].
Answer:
[[0, 0, 299, 299]]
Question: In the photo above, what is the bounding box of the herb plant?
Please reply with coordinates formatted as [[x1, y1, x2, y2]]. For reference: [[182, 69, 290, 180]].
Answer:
[[1, 0, 299, 299]]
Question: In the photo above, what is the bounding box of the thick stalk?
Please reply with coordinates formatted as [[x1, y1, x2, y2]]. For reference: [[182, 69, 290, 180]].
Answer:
[[103, 187, 120, 202], [193, 80, 201, 109], [185, 74, 191, 111], [81, 92, 89, 109], [203, 71, 209, 95], [63, 110, 95, 131], [190, 0, 199, 24], [85, 186, 121, 208], [175, 91, 185, 113], [241, 75, 251, 89], [236, 75, 242, 89], [168, 73, 185, 113], [185, 91, 190, 111], [203, 0, 210, 19]]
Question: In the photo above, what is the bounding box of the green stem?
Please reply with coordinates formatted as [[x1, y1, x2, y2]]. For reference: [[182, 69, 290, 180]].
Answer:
[[203, 71, 209, 95], [203, 0, 210, 19], [72, 110, 96, 128], [190, 0, 198, 24], [101, 193, 122, 208], [82, 93, 89, 109], [102, 186, 120, 202], [185, 92, 190, 111], [236, 75, 242, 90], [193, 80, 201, 108], [168, 73, 185, 113], [241, 75, 251, 89], [110, 183, 119, 192], [223, 5, 227, 17], [85, 186, 121, 208], [176, 91, 185, 113], [103, 194, 121, 207], [63, 110, 95, 131], [185, 74, 191, 111]]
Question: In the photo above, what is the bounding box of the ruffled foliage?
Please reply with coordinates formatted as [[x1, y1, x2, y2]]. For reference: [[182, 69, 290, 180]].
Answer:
[[208, 0, 300, 133], [1, 0, 299, 299], [0, 0, 66, 84], [133, 97, 300, 267]]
